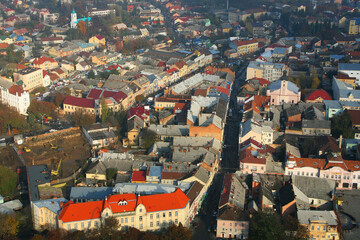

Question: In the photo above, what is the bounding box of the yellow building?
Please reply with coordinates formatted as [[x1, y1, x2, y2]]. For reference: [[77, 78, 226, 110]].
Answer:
[[89, 35, 106, 48], [230, 39, 259, 55], [32, 198, 68, 231], [298, 210, 339, 240], [333, 73, 357, 89], [13, 67, 43, 92], [347, 19, 360, 35], [58, 189, 190, 232]]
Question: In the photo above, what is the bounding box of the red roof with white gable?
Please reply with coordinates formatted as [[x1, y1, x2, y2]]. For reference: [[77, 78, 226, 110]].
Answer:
[[87, 88, 127, 104], [58, 189, 189, 223], [305, 89, 332, 101], [127, 106, 150, 121]]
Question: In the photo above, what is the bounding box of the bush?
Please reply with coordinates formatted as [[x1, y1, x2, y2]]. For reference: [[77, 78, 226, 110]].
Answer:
[[106, 168, 117, 180]]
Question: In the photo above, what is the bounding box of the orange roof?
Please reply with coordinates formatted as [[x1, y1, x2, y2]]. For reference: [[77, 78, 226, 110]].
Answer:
[[324, 160, 348, 171], [0, 43, 9, 49], [235, 39, 258, 46], [59, 200, 103, 223], [33, 57, 57, 65], [343, 160, 360, 171], [58, 190, 189, 222], [294, 157, 326, 169], [139, 188, 189, 212]]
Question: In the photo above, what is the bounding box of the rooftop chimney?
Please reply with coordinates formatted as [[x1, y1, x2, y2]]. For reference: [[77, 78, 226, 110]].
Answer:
[[339, 134, 343, 149]]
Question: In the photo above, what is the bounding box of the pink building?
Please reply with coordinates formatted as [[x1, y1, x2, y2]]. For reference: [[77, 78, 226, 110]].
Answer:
[[216, 209, 249, 239], [267, 79, 301, 105]]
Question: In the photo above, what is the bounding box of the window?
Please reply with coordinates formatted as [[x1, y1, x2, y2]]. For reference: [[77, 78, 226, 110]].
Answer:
[[139, 216, 143, 221], [157, 221, 160, 226], [175, 219, 178, 224], [125, 218, 128, 223], [95, 221, 99, 227], [121, 218, 124, 223], [157, 213, 160, 218], [68, 224, 71, 230], [140, 224, 143, 229], [74, 223, 78, 229], [150, 222, 153, 227], [163, 213, 166, 218], [169, 212, 172, 217], [81, 222, 84, 228], [88, 221, 91, 228], [131, 217, 134, 222], [150, 214, 153, 220]]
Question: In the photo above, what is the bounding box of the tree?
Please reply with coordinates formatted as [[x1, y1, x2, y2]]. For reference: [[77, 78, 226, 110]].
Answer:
[[72, 111, 96, 127], [141, 129, 157, 149], [0, 103, 28, 134], [46, 228, 69, 240], [77, 20, 86, 36], [99, 217, 119, 240], [160, 223, 191, 240], [31, 234, 46, 240], [106, 168, 117, 181], [88, 70, 95, 79], [27, 99, 58, 119], [0, 165, 18, 197], [0, 212, 19, 239], [101, 97, 110, 124], [249, 211, 287, 240], [54, 93, 66, 107], [311, 77, 321, 89], [135, 94, 145, 103], [331, 110, 355, 139], [283, 215, 310, 240]]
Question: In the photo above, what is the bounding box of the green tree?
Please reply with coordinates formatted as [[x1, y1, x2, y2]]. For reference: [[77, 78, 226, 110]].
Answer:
[[101, 97, 110, 124], [0, 165, 17, 197], [106, 168, 117, 181], [249, 211, 287, 240], [141, 129, 157, 149], [88, 70, 95, 79], [331, 110, 355, 138]]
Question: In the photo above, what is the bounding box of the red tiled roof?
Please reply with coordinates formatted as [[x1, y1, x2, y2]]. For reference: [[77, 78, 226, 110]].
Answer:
[[139, 188, 189, 212], [305, 89, 332, 101], [240, 157, 266, 164], [193, 89, 207, 97], [219, 173, 232, 207], [33, 56, 57, 65], [63, 96, 95, 108], [127, 106, 150, 121], [234, 39, 258, 47], [324, 160, 348, 171], [174, 102, 187, 113], [106, 64, 123, 71], [343, 160, 360, 171], [131, 171, 146, 182], [96, 35, 105, 40], [157, 61, 166, 67], [209, 86, 230, 96], [175, 60, 187, 69], [87, 88, 103, 99], [348, 110, 360, 126], [250, 77, 270, 85], [42, 70, 49, 77], [8, 84, 24, 96], [293, 157, 326, 169], [166, 67, 178, 74], [0, 43, 9, 49], [161, 172, 186, 180]]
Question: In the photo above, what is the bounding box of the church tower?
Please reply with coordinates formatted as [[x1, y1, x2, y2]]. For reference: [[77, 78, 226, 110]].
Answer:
[[70, 9, 77, 28]]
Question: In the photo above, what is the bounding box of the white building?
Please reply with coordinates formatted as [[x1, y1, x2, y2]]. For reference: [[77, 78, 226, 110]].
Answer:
[[338, 63, 360, 85], [0, 79, 30, 115]]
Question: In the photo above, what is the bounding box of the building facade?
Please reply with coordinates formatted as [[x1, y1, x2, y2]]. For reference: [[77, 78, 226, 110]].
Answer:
[[13, 68, 43, 92]]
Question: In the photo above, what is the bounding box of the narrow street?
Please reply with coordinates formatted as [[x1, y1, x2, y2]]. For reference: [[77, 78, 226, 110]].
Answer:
[[191, 64, 247, 239]]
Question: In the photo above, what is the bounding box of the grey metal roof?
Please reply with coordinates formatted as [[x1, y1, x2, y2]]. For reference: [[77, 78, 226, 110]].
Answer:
[[148, 125, 190, 137], [112, 182, 191, 195], [338, 63, 360, 71], [293, 175, 335, 202], [302, 120, 331, 129], [32, 198, 67, 213], [27, 165, 51, 202], [297, 210, 338, 226], [70, 187, 112, 201], [324, 100, 342, 109], [148, 166, 163, 177]]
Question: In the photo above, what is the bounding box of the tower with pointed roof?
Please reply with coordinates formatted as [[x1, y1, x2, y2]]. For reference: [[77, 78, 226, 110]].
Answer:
[[70, 9, 77, 28]]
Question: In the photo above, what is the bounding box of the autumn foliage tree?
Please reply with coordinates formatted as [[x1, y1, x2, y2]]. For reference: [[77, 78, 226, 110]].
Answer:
[[0, 102, 27, 133], [0, 212, 19, 239], [72, 111, 96, 127], [27, 99, 58, 119], [77, 20, 86, 36]]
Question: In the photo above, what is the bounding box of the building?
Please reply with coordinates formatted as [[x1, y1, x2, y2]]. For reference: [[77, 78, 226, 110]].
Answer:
[[302, 120, 331, 136], [88, 9, 116, 17], [0, 82, 30, 115], [246, 61, 286, 82], [13, 68, 43, 92], [267, 80, 301, 105], [63, 96, 100, 115], [82, 123, 118, 149], [89, 35, 106, 48], [32, 198, 67, 231], [58, 189, 190, 232], [333, 73, 357, 89], [324, 100, 343, 119], [338, 63, 360, 84], [32, 57, 58, 70], [347, 18, 360, 35], [297, 210, 339, 240], [216, 207, 249, 239], [305, 90, 332, 103], [229, 39, 259, 55], [332, 77, 360, 102], [70, 9, 91, 29]]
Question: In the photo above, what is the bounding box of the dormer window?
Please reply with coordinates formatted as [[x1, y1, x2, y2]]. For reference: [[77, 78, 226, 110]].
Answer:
[[118, 200, 128, 206]]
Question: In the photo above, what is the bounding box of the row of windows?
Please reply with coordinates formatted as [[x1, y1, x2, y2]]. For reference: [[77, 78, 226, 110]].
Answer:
[[67, 220, 99, 230]]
